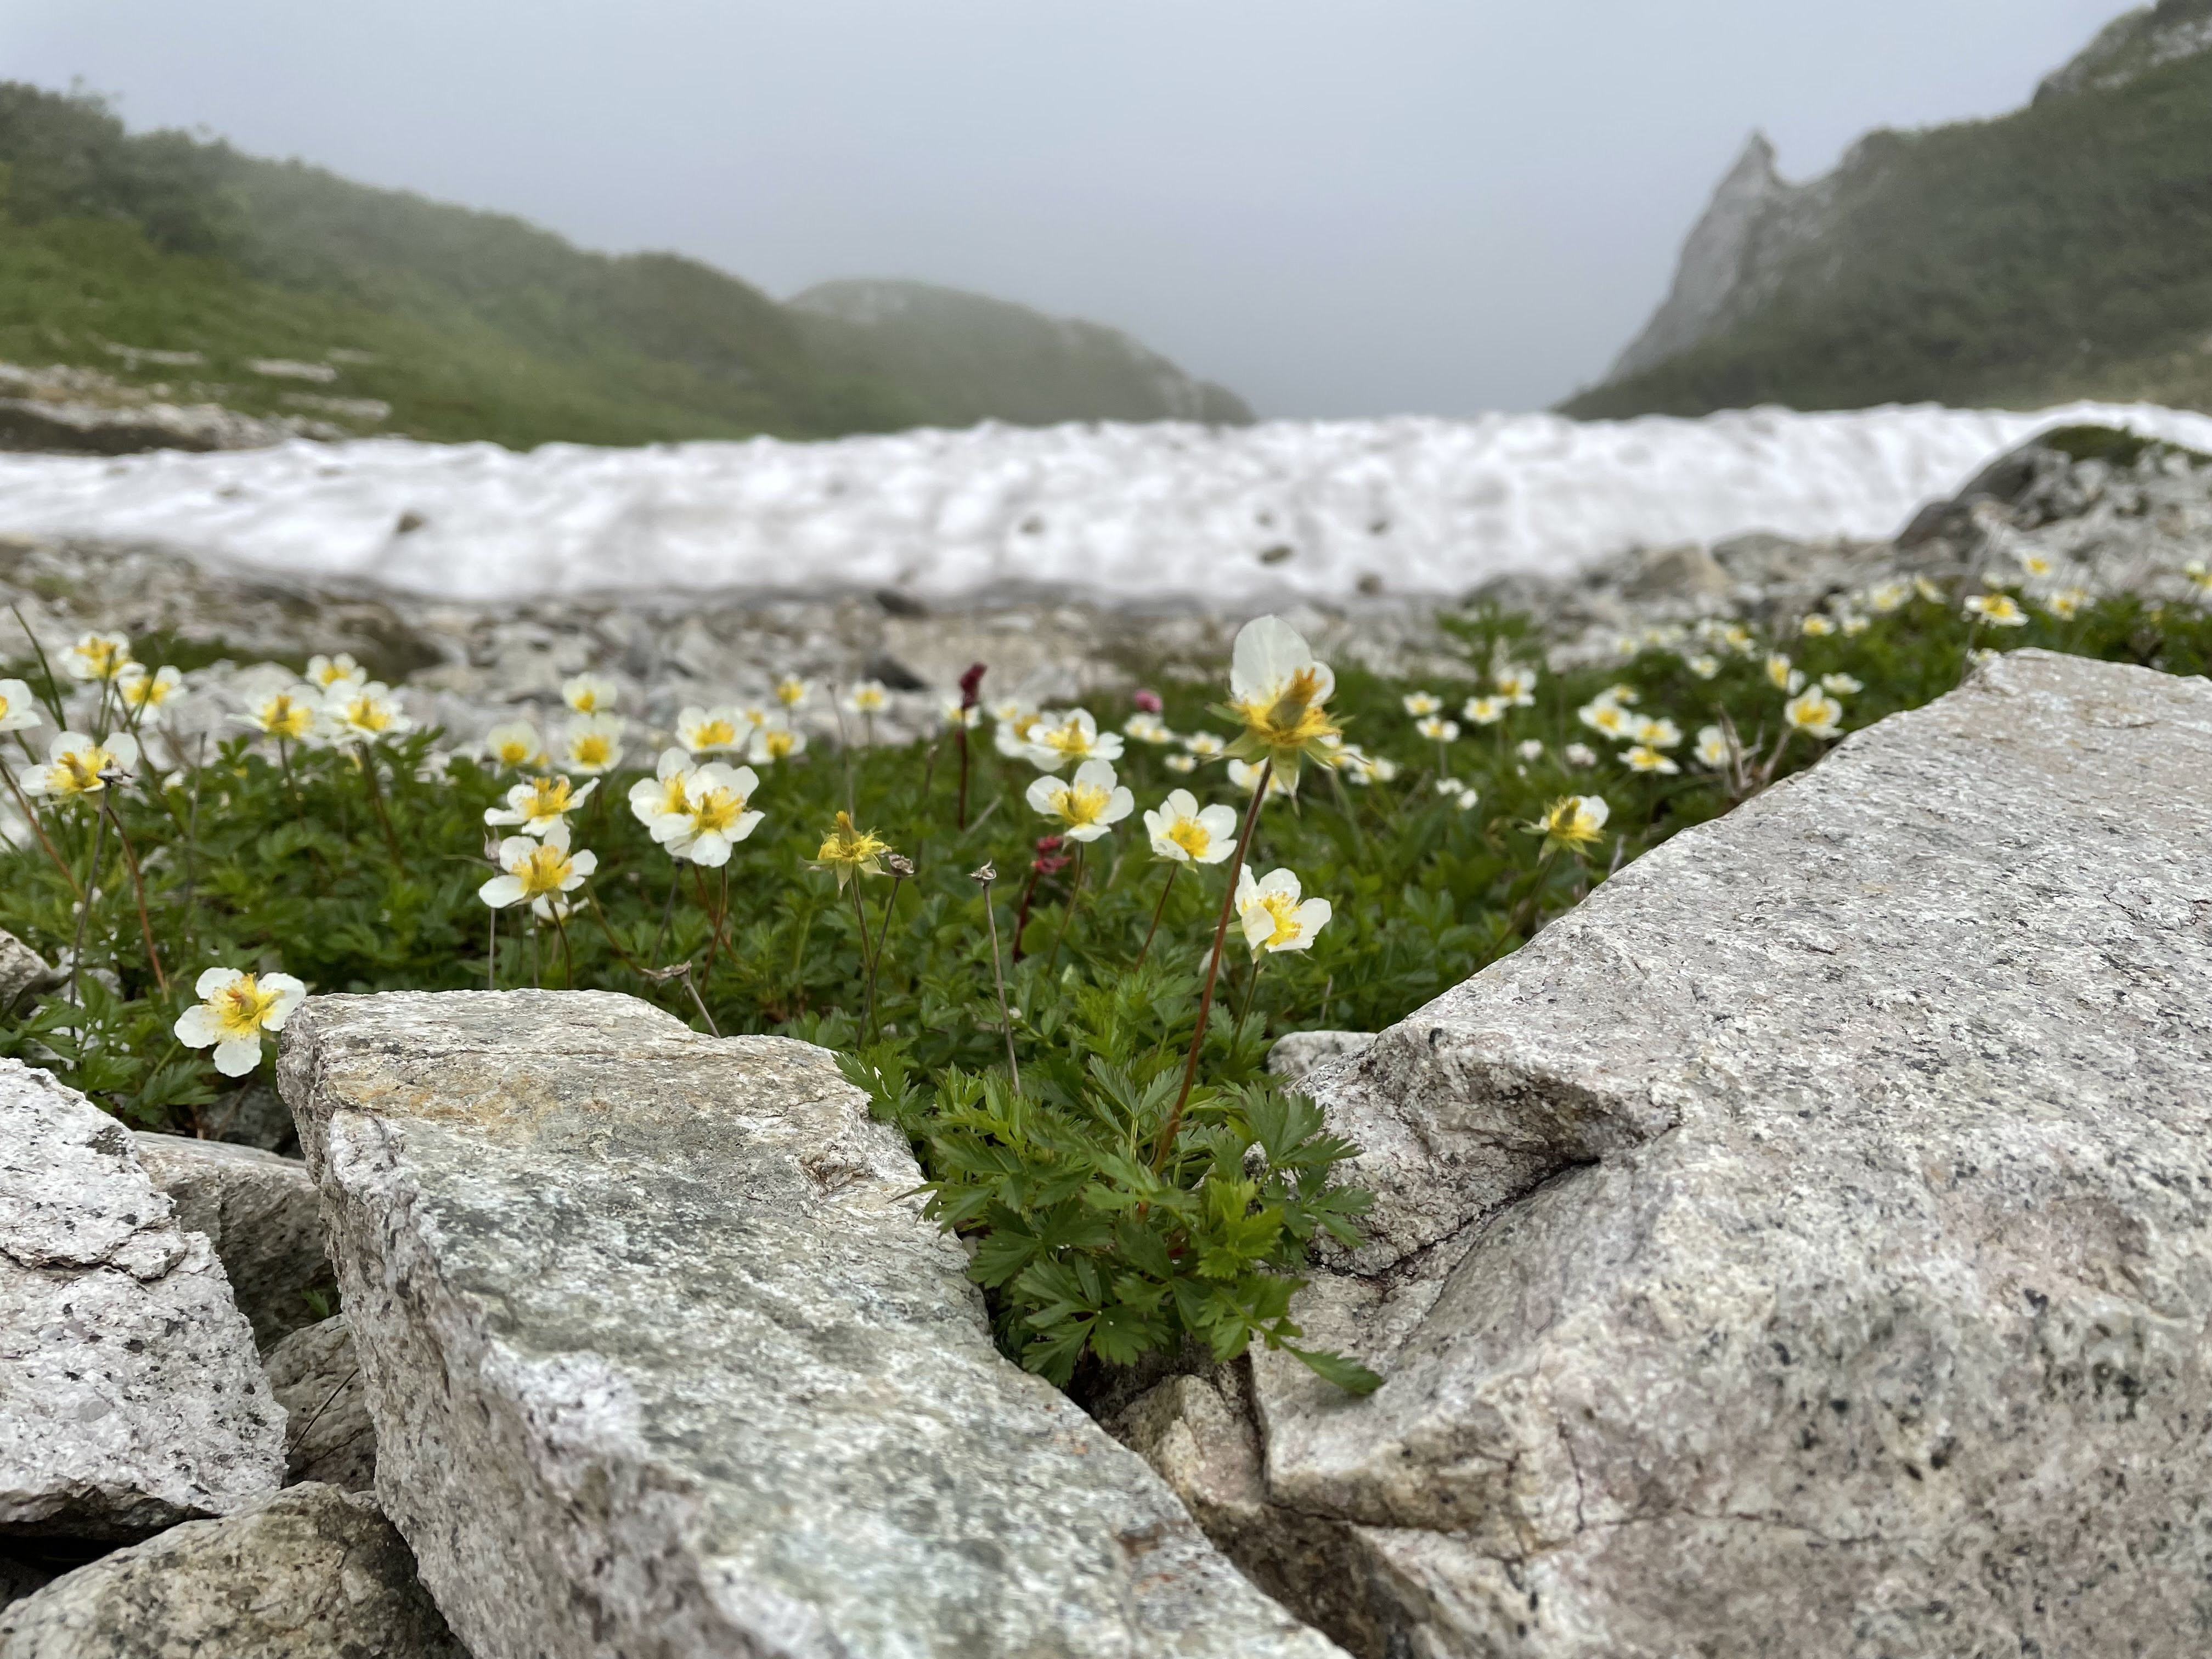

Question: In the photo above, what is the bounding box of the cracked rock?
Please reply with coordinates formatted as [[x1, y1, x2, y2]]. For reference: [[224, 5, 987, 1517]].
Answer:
[[263, 1317, 374, 1493], [1191, 652, 2212, 1657], [131, 1133, 332, 1350], [0, 1062, 286, 1541], [280, 989, 1341, 1659]]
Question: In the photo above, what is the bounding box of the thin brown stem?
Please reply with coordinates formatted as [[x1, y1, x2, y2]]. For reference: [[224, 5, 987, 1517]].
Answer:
[[1134, 862, 1178, 968], [1045, 844, 1086, 975], [1154, 758, 1271, 1170], [955, 725, 970, 829], [554, 911, 575, 989], [69, 805, 108, 1022], [102, 801, 167, 994], [974, 869, 1022, 1096], [850, 878, 878, 1040]]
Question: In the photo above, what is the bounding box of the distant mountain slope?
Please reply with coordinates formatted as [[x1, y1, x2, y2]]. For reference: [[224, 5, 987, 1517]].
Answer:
[[1566, 1, 2212, 419], [0, 83, 1248, 448], [791, 279, 1251, 427]]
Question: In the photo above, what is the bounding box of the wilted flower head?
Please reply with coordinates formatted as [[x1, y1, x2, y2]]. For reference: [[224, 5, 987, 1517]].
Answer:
[[22, 730, 138, 802], [1784, 687, 1844, 739], [939, 698, 983, 731], [479, 821, 596, 920], [1130, 686, 1163, 714], [1531, 794, 1609, 855], [1234, 866, 1332, 955], [486, 774, 596, 838], [1143, 788, 1238, 865], [1025, 758, 1135, 842], [1030, 833, 1072, 877], [813, 811, 893, 887], [306, 653, 365, 691], [1222, 616, 1341, 788], [562, 674, 618, 714], [0, 678, 41, 735], [1964, 592, 2028, 628], [172, 967, 307, 1077], [484, 721, 545, 771], [325, 682, 413, 745], [563, 713, 626, 775], [959, 663, 989, 708], [117, 665, 185, 724], [64, 632, 133, 684], [675, 706, 746, 755]]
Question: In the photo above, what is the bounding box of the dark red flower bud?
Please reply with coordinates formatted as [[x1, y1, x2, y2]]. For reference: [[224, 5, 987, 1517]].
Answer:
[[958, 663, 988, 708]]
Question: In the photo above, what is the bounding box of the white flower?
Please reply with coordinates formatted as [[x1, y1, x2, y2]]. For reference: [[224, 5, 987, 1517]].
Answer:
[[1367, 755, 1400, 782], [1024, 758, 1133, 842], [1329, 743, 1385, 785], [1436, 777, 1479, 809], [1686, 654, 1720, 680], [993, 705, 1043, 758], [22, 730, 138, 801], [241, 687, 321, 744], [653, 763, 764, 867], [675, 706, 747, 755], [478, 821, 596, 920], [2016, 550, 2055, 579], [2185, 560, 2212, 597], [562, 674, 618, 714], [629, 749, 695, 828], [1164, 752, 1198, 774], [1914, 576, 1946, 603], [774, 675, 811, 711], [1801, 614, 1835, 637], [1402, 691, 1441, 717], [1623, 744, 1679, 775], [1634, 716, 1683, 749], [1022, 709, 1124, 772], [1463, 696, 1505, 726], [562, 713, 625, 775], [1964, 592, 2028, 628], [1492, 664, 1538, 706], [1235, 867, 1332, 955], [325, 682, 413, 745], [483, 721, 545, 771], [1866, 580, 1911, 614], [747, 719, 808, 765], [844, 680, 891, 717], [1839, 612, 1870, 636], [1123, 712, 1173, 744], [1695, 725, 1733, 770], [940, 699, 983, 730], [1577, 698, 1633, 740], [1784, 687, 1844, 739], [2043, 588, 2089, 620], [1414, 715, 1459, 743], [1227, 758, 1294, 798], [1182, 730, 1226, 759], [1144, 789, 1238, 864], [0, 678, 44, 735], [173, 967, 307, 1078], [305, 653, 365, 691], [115, 664, 185, 725], [63, 633, 132, 684], [1821, 673, 1863, 696], [1516, 739, 1545, 761], [1764, 653, 1802, 693], [1532, 794, 1610, 853], [485, 773, 596, 837], [1227, 615, 1340, 786], [1564, 742, 1596, 769]]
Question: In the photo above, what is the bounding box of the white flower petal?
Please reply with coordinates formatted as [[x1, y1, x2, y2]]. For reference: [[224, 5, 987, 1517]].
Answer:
[[213, 1037, 262, 1077]]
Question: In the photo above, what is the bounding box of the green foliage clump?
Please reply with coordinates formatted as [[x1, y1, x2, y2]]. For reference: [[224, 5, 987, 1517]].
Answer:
[[8, 584, 2212, 1393]]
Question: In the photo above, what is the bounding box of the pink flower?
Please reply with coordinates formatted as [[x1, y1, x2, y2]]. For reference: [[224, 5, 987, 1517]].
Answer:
[[1132, 687, 1164, 714]]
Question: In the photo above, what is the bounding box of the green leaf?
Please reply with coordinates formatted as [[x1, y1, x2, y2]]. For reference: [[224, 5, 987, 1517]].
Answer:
[[1287, 1345, 1385, 1396]]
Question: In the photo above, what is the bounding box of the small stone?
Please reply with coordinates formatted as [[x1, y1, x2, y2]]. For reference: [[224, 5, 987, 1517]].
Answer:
[[0, 932, 60, 1018], [263, 1318, 373, 1492], [0, 1484, 469, 1658], [131, 1133, 332, 1350], [0, 1062, 285, 1541]]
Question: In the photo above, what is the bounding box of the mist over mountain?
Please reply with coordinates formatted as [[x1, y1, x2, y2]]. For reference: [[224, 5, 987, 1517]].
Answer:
[[1567, 2, 2212, 420]]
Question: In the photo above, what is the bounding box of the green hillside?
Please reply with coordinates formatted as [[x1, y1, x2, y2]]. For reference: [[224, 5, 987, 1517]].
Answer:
[[1566, 6, 2212, 419], [0, 83, 1246, 447]]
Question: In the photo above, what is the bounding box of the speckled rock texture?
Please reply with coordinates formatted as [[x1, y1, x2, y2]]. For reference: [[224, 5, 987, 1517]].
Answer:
[[131, 1132, 332, 1350], [0, 1482, 469, 1658], [263, 1317, 374, 1492], [0, 1061, 285, 1541], [279, 989, 1341, 1659], [1210, 650, 2212, 1658], [1266, 1031, 1375, 1090]]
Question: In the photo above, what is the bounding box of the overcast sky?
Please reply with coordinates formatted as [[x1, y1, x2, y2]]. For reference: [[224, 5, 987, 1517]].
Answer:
[[2, 1, 2129, 418]]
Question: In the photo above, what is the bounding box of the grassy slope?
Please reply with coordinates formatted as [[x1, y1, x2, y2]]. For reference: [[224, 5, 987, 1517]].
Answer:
[[1564, 48, 2212, 419]]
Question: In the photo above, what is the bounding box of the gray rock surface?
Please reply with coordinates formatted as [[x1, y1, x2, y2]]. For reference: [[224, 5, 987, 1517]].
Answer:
[[0, 1061, 286, 1541], [0, 932, 60, 1018], [280, 990, 1341, 1659], [1265, 1031, 1375, 1090], [0, 1483, 467, 1658], [263, 1317, 374, 1492], [131, 1132, 332, 1349], [1200, 650, 2212, 1657]]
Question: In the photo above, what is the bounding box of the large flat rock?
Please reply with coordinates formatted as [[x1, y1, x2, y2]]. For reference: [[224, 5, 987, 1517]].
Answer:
[[0, 1062, 285, 1541], [132, 1132, 332, 1349], [279, 990, 1339, 1659], [0, 1482, 468, 1658], [1233, 651, 2212, 1656]]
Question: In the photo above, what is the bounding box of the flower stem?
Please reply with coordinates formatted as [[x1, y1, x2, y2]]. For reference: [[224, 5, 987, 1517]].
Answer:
[[101, 800, 167, 994], [1233, 950, 1262, 1034], [1045, 844, 1086, 975], [7, 602, 67, 727], [865, 872, 905, 1039], [978, 878, 1022, 1096], [69, 805, 108, 1026], [1135, 862, 1178, 968], [553, 911, 575, 989], [487, 904, 498, 991], [850, 878, 879, 1041], [955, 725, 970, 829], [357, 747, 404, 862], [1155, 758, 1271, 1170]]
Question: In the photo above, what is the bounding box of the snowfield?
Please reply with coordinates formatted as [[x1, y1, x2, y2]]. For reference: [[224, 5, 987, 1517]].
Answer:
[[3, 402, 2210, 607]]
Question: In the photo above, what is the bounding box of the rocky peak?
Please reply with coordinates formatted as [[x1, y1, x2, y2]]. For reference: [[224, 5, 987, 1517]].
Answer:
[[2036, 0, 2212, 102]]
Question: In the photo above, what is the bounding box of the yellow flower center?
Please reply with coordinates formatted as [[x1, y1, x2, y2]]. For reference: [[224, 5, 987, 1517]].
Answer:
[[1041, 721, 1093, 757], [514, 843, 574, 899], [1254, 890, 1304, 948], [1166, 817, 1212, 859], [776, 679, 806, 707], [853, 690, 886, 712], [1545, 801, 1601, 848], [495, 738, 533, 765], [520, 777, 574, 820], [80, 639, 129, 681], [691, 787, 746, 835], [1053, 782, 1111, 827], [572, 735, 613, 768], [213, 975, 282, 1041], [759, 730, 797, 760], [1236, 669, 1339, 758], [816, 811, 890, 869], [343, 696, 392, 733], [652, 775, 691, 814], [691, 719, 738, 748], [57, 748, 110, 794], [261, 695, 313, 738]]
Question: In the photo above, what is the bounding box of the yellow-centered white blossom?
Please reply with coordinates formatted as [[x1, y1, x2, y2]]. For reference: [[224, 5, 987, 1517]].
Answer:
[[325, 682, 413, 744], [1493, 663, 1538, 705], [1402, 691, 1441, 717], [485, 773, 596, 837], [651, 762, 763, 866], [1530, 794, 1609, 855], [484, 721, 545, 771], [675, 706, 746, 755], [306, 653, 364, 690], [1415, 715, 1460, 743], [562, 674, 618, 714], [843, 680, 890, 717], [478, 821, 596, 920], [1235, 866, 1332, 955], [0, 678, 40, 735], [1142, 788, 1237, 865], [64, 632, 133, 684], [1463, 696, 1505, 726], [173, 967, 307, 1077], [1221, 615, 1341, 789], [244, 689, 320, 743], [117, 665, 185, 724], [1784, 687, 1844, 738], [1695, 725, 1733, 770], [562, 713, 626, 775], [22, 730, 138, 802], [774, 675, 811, 710], [748, 720, 807, 765], [1964, 592, 2028, 628], [629, 749, 695, 828], [1623, 744, 1678, 775], [1022, 708, 1125, 773], [1686, 654, 1720, 680], [1025, 758, 1133, 842]]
